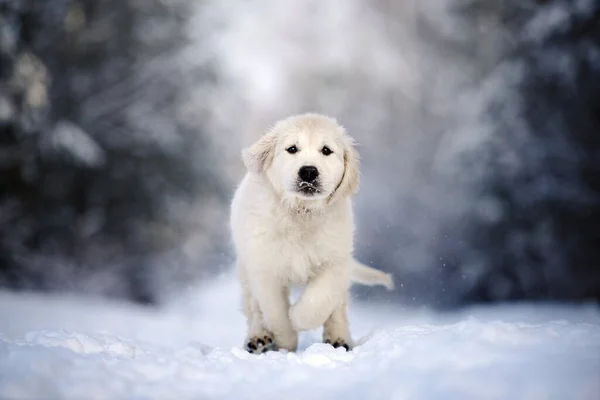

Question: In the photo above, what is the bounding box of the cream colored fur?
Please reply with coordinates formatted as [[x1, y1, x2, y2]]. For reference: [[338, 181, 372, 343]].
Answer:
[[230, 113, 393, 352]]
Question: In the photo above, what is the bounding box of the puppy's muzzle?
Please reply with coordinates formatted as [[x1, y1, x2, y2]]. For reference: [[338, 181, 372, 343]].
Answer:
[[297, 165, 321, 195]]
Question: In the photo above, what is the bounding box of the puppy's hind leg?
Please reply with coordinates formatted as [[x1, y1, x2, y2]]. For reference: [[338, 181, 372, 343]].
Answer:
[[239, 264, 276, 353], [323, 297, 352, 351]]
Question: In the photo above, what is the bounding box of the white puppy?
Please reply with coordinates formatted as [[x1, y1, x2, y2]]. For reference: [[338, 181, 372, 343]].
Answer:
[[230, 113, 393, 353]]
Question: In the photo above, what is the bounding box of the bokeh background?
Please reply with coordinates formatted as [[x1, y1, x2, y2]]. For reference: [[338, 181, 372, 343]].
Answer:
[[1, 0, 598, 308]]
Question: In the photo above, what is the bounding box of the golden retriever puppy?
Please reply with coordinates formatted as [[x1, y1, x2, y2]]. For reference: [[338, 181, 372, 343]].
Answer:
[[230, 113, 393, 353]]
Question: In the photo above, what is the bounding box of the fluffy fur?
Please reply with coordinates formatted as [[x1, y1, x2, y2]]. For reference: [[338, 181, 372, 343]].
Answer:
[[230, 113, 393, 353]]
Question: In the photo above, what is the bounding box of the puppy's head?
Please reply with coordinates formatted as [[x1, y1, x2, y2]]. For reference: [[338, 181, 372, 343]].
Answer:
[[243, 114, 359, 206]]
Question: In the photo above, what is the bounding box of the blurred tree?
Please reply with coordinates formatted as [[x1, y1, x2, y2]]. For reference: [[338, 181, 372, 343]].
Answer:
[[0, 0, 226, 304], [429, 0, 600, 305]]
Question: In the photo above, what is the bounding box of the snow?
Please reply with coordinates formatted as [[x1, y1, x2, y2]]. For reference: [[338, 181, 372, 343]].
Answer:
[[0, 273, 599, 400]]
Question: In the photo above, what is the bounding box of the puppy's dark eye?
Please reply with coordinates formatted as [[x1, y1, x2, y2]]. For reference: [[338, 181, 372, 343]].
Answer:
[[321, 146, 333, 156], [286, 145, 298, 154]]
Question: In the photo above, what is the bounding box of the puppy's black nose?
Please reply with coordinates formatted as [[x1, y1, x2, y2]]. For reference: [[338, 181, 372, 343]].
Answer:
[[299, 165, 319, 182]]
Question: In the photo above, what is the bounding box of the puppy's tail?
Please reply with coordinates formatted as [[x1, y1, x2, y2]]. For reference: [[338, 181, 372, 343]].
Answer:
[[350, 260, 394, 290]]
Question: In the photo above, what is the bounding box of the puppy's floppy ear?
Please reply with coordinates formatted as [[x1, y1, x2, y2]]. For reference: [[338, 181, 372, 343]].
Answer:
[[242, 132, 277, 174], [329, 135, 360, 204]]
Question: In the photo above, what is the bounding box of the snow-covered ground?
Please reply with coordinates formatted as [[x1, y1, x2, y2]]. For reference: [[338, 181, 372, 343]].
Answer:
[[0, 272, 599, 400]]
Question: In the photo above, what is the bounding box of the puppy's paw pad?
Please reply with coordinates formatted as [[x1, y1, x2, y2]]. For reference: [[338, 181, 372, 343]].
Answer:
[[245, 333, 277, 354], [324, 338, 351, 351]]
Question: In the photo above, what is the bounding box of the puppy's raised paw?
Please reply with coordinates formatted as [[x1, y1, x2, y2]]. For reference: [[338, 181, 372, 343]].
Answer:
[[245, 333, 277, 354], [324, 338, 351, 351]]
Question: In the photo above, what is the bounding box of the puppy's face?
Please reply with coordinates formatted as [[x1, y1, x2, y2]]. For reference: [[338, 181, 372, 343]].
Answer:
[[270, 127, 345, 200], [243, 114, 359, 205]]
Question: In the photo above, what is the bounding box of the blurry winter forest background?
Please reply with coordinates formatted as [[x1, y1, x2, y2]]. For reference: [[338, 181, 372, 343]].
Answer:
[[0, 0, 598, 308]]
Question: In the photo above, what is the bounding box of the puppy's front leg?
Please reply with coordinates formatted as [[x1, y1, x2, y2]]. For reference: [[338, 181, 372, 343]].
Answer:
[[289, 266, 349, 331], [248, 273, 298, 351]]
